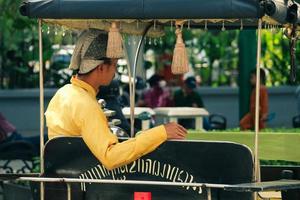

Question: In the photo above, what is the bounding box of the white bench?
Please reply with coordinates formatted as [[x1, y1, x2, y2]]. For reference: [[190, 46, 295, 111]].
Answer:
[[122, 107, 155, 130], [154, 107, 209, 130]]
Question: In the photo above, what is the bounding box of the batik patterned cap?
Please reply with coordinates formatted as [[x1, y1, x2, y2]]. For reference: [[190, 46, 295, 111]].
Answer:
[[69, 29, 109, 74]]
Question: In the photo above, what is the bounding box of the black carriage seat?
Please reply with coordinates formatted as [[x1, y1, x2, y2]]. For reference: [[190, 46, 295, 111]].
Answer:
[[33, 137, 254, 200], [0, 141, 38, 198]]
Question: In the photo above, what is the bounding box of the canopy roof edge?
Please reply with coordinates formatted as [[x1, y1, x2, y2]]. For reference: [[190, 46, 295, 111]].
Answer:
[[20, 0, 263, 20], [20, 0, 300, 29]]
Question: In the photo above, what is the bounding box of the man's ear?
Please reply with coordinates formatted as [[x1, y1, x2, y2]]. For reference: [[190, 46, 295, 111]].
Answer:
[[101, 63, 111, 71], [97, 64, 104, 72]]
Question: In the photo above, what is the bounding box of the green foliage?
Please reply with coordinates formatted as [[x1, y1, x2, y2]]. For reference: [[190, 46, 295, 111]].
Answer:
[[188, 130, 300, 166], [261, 30, 300, 86], [31, 156, 41, 173], [146, 27, 300, 86], [208, 128, 300, 133], [0, 0, 74, 88], [260, 160, 300, 166], [146, 28, 239, 86], [0, 0, 43, 88]]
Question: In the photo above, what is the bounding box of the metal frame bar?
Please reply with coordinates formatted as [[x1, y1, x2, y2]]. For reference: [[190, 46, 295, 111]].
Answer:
[[207, 188, 212, 200], [38, 19, 45, 200], [67, 183, 71, 200], [9, 175, 232, 199], [254, 18, 262, 200], [15, 177, 223, 200], [254, 19, 262, 181], [17, 176, 229, 189]]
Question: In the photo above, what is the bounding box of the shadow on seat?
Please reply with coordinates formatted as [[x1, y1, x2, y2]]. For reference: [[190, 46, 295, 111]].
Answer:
[[209, 114, 227, 130], [32, 137, 254, 200], [292, 115, 300, 128]]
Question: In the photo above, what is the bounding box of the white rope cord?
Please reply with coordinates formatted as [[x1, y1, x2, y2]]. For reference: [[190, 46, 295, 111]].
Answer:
[[128, 58, 135, 138], [128, 33, 147, 138], [130, 36, 143, 138], [123, 37, 135, 138], [129, 26, 152, 137], [38, 19, 45, 200], [130, 74, 135, 138], [254, 19, 262, 185]]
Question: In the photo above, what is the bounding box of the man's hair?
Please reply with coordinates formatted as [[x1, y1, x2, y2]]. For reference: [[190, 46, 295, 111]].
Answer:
[[184, 77, 197, 89], [77, 58, 112, 75], [250, 68, 266, 85], [148, 74, 162, 87]]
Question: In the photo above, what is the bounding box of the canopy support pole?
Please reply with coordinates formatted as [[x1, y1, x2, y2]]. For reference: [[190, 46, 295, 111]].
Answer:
[[38, 19, 45, 200], [254, 19, 262, 199], [129, 23, 153, 137], [67, 183, 72, 200], [207, 188, 212, 200]]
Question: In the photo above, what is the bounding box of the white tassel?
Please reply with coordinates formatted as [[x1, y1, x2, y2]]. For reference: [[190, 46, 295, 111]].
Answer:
[[106, 22, 124, 58], [171, 26, 189, 74]]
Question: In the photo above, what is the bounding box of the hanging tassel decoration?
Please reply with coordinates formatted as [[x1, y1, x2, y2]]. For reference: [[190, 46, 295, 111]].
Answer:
[[106, 22, 124, 58], [171, 24, 189, 74]]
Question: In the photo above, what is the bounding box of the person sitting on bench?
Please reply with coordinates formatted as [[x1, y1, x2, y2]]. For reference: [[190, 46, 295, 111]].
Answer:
[[173, 76, 210, 130], [45, 29, 187, 170], [240, 68, 268, 130]]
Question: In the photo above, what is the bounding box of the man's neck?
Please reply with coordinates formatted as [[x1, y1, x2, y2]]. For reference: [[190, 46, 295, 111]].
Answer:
[[77, 75, 99, 93]]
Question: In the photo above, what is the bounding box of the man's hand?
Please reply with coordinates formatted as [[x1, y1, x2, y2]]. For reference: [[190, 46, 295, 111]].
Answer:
[[164, 122, 187, 140]]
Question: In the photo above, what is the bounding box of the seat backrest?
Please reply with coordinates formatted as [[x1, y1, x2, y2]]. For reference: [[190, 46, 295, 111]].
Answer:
[[0, 141, 37, 173], [0, 141, 36, 160], [208, 114, 227, 130], [36, 137, 254, 200]]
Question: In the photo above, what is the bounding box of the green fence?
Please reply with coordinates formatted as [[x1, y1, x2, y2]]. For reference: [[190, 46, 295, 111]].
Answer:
[[187, 131, 300, 162]]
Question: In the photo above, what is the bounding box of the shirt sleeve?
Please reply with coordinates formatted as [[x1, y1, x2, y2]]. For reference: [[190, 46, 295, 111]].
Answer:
[[76, 103, 167, 170]]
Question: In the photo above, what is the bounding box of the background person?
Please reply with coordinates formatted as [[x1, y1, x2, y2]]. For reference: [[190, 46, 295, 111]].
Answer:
[[138, 74, 174, 108], [173, 76, 210, 130], [240, 68, 268, 130], [0, 112, 47, 153], [173, 76, 204, 108]]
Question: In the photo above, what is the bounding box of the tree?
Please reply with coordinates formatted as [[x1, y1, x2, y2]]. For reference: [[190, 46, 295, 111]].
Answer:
[[0, 0, 73, 89]]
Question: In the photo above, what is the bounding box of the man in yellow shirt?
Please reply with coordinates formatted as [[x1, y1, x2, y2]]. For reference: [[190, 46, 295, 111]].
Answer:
[[45, 29, 187, 170]]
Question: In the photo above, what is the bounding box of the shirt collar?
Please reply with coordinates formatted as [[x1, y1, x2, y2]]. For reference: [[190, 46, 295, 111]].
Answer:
[[71, 76, 97, 97]]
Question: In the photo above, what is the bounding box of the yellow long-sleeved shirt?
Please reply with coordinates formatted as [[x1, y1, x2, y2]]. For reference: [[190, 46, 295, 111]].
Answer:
[[45, 77, 167, 170]]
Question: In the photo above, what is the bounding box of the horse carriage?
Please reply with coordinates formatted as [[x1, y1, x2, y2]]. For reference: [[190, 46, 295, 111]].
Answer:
[[1, 0, 300, 199]]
